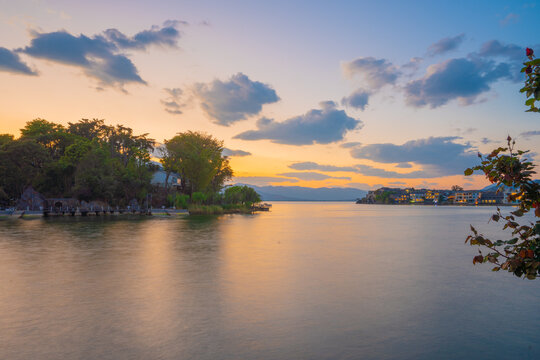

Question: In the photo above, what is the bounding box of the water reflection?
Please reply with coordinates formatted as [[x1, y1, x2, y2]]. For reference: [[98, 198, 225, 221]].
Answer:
[[0, 203, 539, 359]]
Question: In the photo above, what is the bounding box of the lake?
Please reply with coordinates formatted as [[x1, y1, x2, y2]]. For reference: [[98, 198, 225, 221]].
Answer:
[[0, 202, 539, 359]]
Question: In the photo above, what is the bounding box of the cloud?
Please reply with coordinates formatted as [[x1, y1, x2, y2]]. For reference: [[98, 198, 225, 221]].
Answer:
[[417, 181, 439, 189], [401, 57, 424, 73], [342, 57, 400, 89], [480, 137, 495, 144], [278, 172, 351, 181], [350, 136, 478, 176], [388, 181, 407, 185], [234, 101, 362, 145], [404, 57, 513, 108], [223, 148, 251, 157], [192, 73, 279, 125], [500, 13, 520, 26], [18, 21, 183, 88], [355, 164, 430, 178], [103, 20, 183, 50], [345, 182, 377, 189], [395, 162, 412, 168], [162, 87, 184, 115], [455, 127, 477, 135], [341, 89, 370, 110], [0, 47, 36, 75], [520, 130, 540, 138], [20, 30, 143, 86], [477, 40, 523, 61], [340, 141, 362, 148], [427, 34, 465, 56], [233, 176, 298, 186], [289, 161, 357, 172], [288, 161, 430, 179]]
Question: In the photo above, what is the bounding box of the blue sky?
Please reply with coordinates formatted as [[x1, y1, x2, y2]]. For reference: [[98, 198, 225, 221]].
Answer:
[[0, 0, 538, 189]]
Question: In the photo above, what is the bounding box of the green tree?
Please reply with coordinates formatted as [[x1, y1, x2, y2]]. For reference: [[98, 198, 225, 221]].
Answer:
[[164, 131, 233, 194], [20, 118, 73, 158], [0, 134, 14, 147], [224, 185, 261, 205], [72, 145, 116, 202], [0, 139, 50, 199], [465, 47, 540, 279]]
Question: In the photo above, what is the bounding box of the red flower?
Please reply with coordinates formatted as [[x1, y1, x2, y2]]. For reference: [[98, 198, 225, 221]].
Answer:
[[526, 66, 532, 74], [526, 48, 534, 57]]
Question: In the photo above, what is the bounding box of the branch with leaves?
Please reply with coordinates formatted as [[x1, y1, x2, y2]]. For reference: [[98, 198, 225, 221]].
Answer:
[[521, 47, 539, 112], [465, 47, 540, 279]]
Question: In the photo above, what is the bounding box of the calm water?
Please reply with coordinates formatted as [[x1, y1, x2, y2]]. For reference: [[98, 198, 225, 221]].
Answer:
[[1, 203, 539, 360]]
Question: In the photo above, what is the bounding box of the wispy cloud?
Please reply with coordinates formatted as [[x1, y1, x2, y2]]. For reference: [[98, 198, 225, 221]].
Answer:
[[288, 161, 431, 179], [342, 57, 400, 88], [223, 148, 251, 157], [427, 34, 465, 56], [161, 87, 184, 115], [520, 130, 540, 138], [340, 142, 362, 148], [500, 13, 520, 26], [289, 161, 357, 172], [233, 176, 298, 186], [278, 172, 351, 181], [477, 40, 523, 61]]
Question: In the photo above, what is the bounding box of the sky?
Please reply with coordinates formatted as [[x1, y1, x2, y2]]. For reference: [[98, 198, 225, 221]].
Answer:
[[0, 0, 538, 190]]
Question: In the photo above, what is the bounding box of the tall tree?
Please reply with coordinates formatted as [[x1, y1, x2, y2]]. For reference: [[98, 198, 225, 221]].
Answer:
[[164, 131, 233, 194]]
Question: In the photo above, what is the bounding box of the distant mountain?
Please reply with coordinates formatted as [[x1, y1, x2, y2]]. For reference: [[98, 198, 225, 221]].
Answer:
[[481, 179, 540, 192], [234, 184, 368, 201]]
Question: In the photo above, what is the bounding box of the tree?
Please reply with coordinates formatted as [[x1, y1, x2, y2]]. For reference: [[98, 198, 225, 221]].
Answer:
[[223, 185, 261, 206], [164, 131, 233, 194], [451, 185, 463, 191], [20, 118, 73, 158], [465, 48, 540, 279], [0, 139, 50, 199]]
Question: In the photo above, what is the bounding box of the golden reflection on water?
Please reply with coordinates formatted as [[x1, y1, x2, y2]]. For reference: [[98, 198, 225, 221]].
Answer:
[[0, 204, 539, 360]]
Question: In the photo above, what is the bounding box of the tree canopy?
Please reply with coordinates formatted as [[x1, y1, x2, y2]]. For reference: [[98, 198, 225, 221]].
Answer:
[[162, 131, 233, 194]]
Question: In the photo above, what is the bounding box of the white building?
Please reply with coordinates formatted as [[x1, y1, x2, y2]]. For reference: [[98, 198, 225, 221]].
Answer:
[[150, 162, 181, 188]]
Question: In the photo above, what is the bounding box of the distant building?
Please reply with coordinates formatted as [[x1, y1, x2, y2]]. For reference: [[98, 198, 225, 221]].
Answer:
[[150, 162, 181, 188], [454, 191, 481, 204], [478, 191, 504, 204]]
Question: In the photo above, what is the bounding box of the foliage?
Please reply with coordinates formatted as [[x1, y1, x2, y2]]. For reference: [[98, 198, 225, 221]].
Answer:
[[163, 131, 232, 194], [188, 204, 224, 215], [191, 191, 207, 205], [451, 185, 463, 191], [0, 118, 155, 204], [223, 185, 261, 205], [167, 193, 189, 209], [375, 191, 392, 204], [465, 47, 540, 279], [521, 48, 539, 112], [0, 118, 260, 212]]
